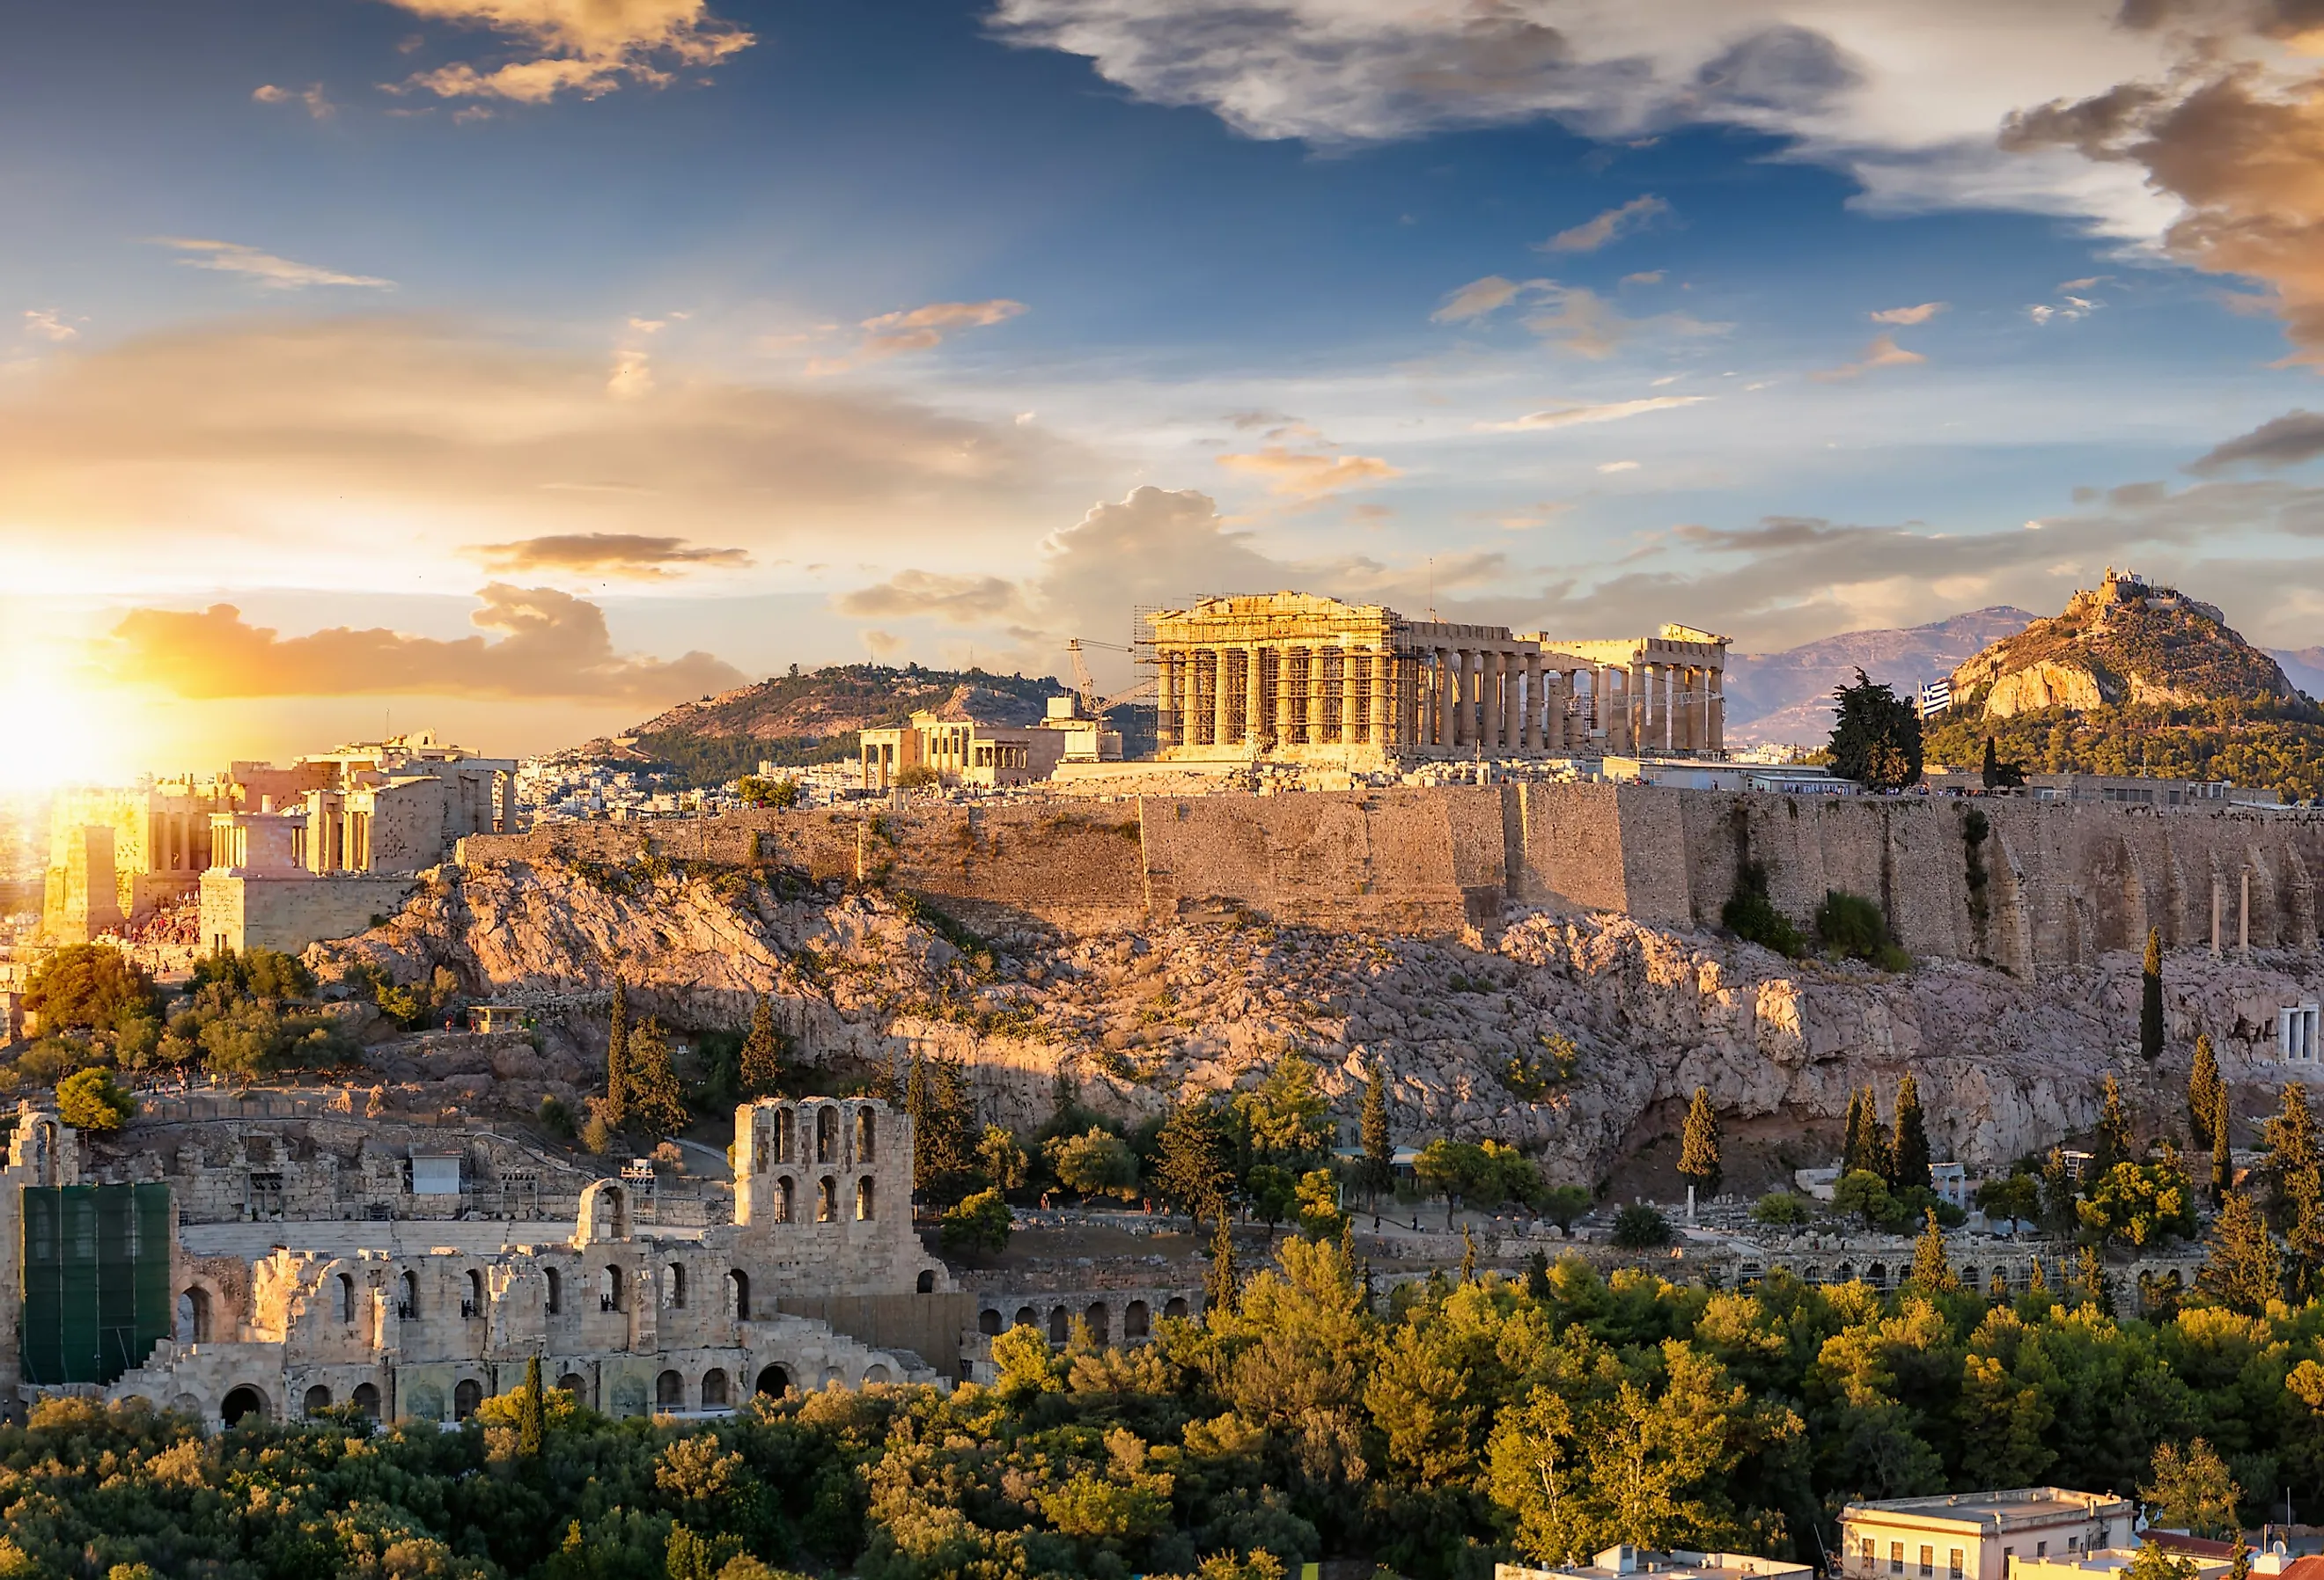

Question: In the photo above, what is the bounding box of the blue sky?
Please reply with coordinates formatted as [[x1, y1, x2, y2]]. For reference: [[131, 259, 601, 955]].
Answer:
[[4, 0, 2324, 772]]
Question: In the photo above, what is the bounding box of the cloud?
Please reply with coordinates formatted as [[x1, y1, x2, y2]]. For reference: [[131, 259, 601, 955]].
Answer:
[[1475, 395, 1709, 432], [1869, 301, 1946, 325], [811, 298, 1027, 372], [1522, 284, 1632, 359], [0, 316, 1095, 569], [22, 310, 77, 343], [1541, 195, 1670, 253], [988, 2, 2186, 237], [154, 239, 393, 290], [835, 570, 1033, 624], [1808, 332, 1927, 381], [99, 584, 743, 702], [1431, 275, 1524, 323], [2188, 408, 2324, 473], [463, 533, 752, 577], [2026, 292, 2100, 324], [1621, 270, 1666, 286], [386, 0, 754, 103], [253, 82, 335, 118], [861, 628, 903, 660], [1216, 445, 1403, 500], [1599, 459, 1642, 473], [607, 314, 665, 397]]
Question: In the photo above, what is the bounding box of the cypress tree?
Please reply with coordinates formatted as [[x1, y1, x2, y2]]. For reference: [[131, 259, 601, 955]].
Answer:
[[2026, 1255, 2048, 1296], [1460, 1224, 1478, 1284], [1840, 1088, 1867, 1175], [1891, 1074, 1933, 1194], [2142, 928, 2166, 1062], [2214, 1099, 2234, 1204], [1158, 1099, 1232, 1227], [1360, 1061, 1395, 1209], [516, 1354, 544, 1459], [604, 977, 630, 1130], [2191, 1033, 2221, 1151], [1679, 1085, 1723, 1199], [2195, 1190, 2282, 1317], [1909, 1207, 1959, 1293], [2092, 1074, 2132, 1180], [1862, 1086, 1894, 1184], [2268, 1083, 2324, 1290], [1204, 1214, 1239, 1316], [625, 1018, 688, 1137], [1981, 735, 2000, 790], [739, 995, 785, 1100], [2076, 1244, 2114, 1314]]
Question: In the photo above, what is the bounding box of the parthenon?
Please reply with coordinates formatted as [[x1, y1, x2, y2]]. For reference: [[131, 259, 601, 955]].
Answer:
[[1147, 592, 1727, 763]]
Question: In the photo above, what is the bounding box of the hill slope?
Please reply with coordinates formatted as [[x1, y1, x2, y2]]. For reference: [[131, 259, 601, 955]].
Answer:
[[1724, 606, 2034, 746]]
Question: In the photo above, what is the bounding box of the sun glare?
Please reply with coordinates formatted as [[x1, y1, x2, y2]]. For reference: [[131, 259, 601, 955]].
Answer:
[[0, 643, 129, 791]]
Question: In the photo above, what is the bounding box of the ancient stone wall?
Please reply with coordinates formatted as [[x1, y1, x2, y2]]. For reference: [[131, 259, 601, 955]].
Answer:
[[202, 871, 419, 954]]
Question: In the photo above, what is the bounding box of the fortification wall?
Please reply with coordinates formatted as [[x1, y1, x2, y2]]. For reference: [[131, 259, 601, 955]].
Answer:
[[455, 790, 2324, 964]]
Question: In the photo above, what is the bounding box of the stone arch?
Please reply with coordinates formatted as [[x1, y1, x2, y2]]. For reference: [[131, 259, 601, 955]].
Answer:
[[1835, 1260, 1855, 1283], [577, 1180, 630, 1243], [304, 1384, 332, 1416], [339, 1273, 359, 1324], [1014, 1305, 1037, 1327], [465, 1268, 485, 1316], [755, 1363, 791, 1396], [399, 1270, 420, 1319], [916, 1268, 935, 1294], [1085, 1302, 1109, 1343], [816, 1106, 838, 1164], [1960, 1266, 1981, 1292], [862, 1363, 892, 1385], [1048, 1306, 1070, 1343], [555, 1372, 587, 1397], [702, 1369, 730, 1407], [855, 1106, 877, 1164], [176, 1286, 212, 1344], [856, 1177, 876, 1221], [979, 1309, 1003, 1335], [1164, 1297, 1188, 1319], [171, 1392, 202, 1416], [222, 1385, 269, 1427], [601, 1264, 626, 1312], [352, 1382, 381, 1418], [666, 1263, 687, 1309], [777, 1107, 796, 1164], [545, 1268, 563, 1315], [1125, 1300, 1149, 1340], [775, 1176, 795, 1223], [1867, 1261, 1888, 1289], [817, 1176, 837, 1223], [453, 1378, 483, 1420], [821, 1365, 846, 1387], [730, 1268, 751, 1320], [656, 1370, 684, 1410]]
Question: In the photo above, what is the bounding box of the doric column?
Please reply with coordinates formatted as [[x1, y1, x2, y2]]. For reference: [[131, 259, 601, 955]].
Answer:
[[1521, 657, 1542, 752], [1450, 650, 1468, 748], [1308, 647, 1329, 745], [1211, 651, 1232, 748], [1342, 645, 1364, 746], [1370, 648, 1391, 746], [1707, 665, 1725, 753], [1434, 649, 1452, 749], [1669, 665, 1688, 753], [1247, 645, 1267, 746]]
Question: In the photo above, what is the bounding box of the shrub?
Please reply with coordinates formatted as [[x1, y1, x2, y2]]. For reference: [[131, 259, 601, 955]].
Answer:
[[1815, 890, 1910, 970], [1610, 1202, 1672, 1248], [1751, 1191, 1813, 1227], [1538, 1183, 1592, 1232], [894, 763, 941, 790], [940, 1187, 1014, 1260], [1723, 862, 1805, 957], [55, 1068, 135, 1132]]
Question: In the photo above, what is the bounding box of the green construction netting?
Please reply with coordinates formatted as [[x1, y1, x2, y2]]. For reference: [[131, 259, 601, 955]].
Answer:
[[19, 1184, 173, 1386]]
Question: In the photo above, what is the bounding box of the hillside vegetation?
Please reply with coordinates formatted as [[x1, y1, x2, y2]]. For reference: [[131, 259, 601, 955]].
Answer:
[[1927, 702, 2324, 802]]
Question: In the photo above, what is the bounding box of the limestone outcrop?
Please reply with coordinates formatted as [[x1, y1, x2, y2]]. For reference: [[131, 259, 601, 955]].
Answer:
[[313, 858, 2324, 1182]]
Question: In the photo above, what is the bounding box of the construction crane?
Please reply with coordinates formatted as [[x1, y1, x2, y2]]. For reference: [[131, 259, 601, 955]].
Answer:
[[1065, 638, 1154, 717]]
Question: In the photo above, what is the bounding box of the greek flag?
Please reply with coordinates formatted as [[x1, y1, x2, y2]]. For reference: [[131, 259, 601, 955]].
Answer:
[[1918, 679, 1952, 719]]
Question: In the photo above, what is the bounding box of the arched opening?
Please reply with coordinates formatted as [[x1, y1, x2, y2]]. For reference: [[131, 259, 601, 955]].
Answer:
[[817, 1176, 837, 1223], [176, 1287, 210, 1344], [1085, 1302, 1109, 1344], [1867, 1261, 1888, 1290], [979, 1309, 1002, 1335], [555, 1372, 586, 1397], [465, 1269, 485, 1319], [352, 1382, 380, 1418], [729, 1268, 751, 1320], [1048, 1306, 1069, 1343], [862, 1363, 891, 1385], [702, 1370, 730, 1408], [454, 1378, 482, 1420], [602, 1265, 624, 1312], [656, 1370, 684, 1410], [1960, 1267, 1981, 1293], [856, 1177, 876, 1221], [339, 1274, 358, 1324], [545, 1268, 563, 1315], [304, 1384, 332, 1415], [1163, 1297, 1188, 1320], [666, 1264, 687, 1310], [916, 1269, 935, 1294], [221, 1385, 267, 1427], [1014, 1305, 1037, 1328], [776, 1107, 795, 1164], [817, 1106, 837, 1164], [855, 1106, 876, 1163], [754, 1363, 791, 1397], [399, 1271, 419, 1319], [1125, 1300, 1149, 1340], [775, 1177, 795, 1223]]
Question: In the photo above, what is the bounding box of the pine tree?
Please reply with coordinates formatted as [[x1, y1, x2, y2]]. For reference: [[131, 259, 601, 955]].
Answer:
[[1909, 1207, 1959, 1293], [2191, 1033, 2222, 1151], [1360, 1061, 1395, 1209], [2092, 1074, 2132, 1180], [1891, 1073, 1933, 1194], [2076, 1244, 2114, 1315], [517, 1354, 544, 1459], [1679, 1086, 1723, 1199], [739, 996, 785, 1100], [1157, 1098, 1233, 1227], [1204, 1214, 1239, 1315], [624, 1018, 689, 1137], [2268, 1083, 2324, 1290], [2142, 927, 2166, 1062], [1828, 668, 1924, 791], [604, 977, 630, 1130], [2195, 1190, 2282, 1316]]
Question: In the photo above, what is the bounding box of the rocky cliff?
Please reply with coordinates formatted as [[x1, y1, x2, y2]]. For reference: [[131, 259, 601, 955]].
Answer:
[[313, 858, 2324, 1187]]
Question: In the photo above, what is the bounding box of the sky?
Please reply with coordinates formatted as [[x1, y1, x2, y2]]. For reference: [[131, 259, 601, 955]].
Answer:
[[7, 0, 2324, 784]]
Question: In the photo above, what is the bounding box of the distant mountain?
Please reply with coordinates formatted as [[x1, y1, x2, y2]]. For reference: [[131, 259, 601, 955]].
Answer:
[[2273, 645, 2324, 701], [1724, 606, 2036, 747]]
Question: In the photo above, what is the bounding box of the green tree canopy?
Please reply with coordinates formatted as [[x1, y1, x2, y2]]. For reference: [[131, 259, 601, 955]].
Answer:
[[1828, 667, 1924, 791], [1678, 1086, 1722, 1199], [26, 944, 162, 1032]]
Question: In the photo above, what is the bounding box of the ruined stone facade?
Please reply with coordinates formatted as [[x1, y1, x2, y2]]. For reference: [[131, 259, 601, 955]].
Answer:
[[4, 1098, 962, 1428], [1146, 592, 1729, 763]]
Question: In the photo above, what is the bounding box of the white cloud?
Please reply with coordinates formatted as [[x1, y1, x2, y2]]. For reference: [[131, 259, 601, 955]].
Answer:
[[2027, 295, 2100, 325], [22, 309, 78, 343], [1475, 395, 1709, 432], [153, 239, 394, 290], [1869, 301, 1946, 325], [1541, 194, 1668, 253], [810, 298, 1027, 372], [1598, 459, 1642, 473], [1432, 275, 1525, 323], [386, 0, 754, 103], [988, 0, 2190, 238], [253, 82, 335, 118]]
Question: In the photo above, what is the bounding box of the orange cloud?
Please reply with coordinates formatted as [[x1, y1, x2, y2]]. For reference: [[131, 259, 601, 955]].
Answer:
[[1809, 333, 1927, 381], [1216, 445, 1402, 500], [1541, 195, 1670, 253], [388, 0, 754, 102], [100, 584, 743, 702], [462, 533, 752, 577]]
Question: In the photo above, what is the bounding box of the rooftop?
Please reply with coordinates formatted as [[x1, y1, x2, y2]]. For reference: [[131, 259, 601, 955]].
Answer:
[[1498, 1547, 1813, 1580], [1842, 1488, 2132, 1529]]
